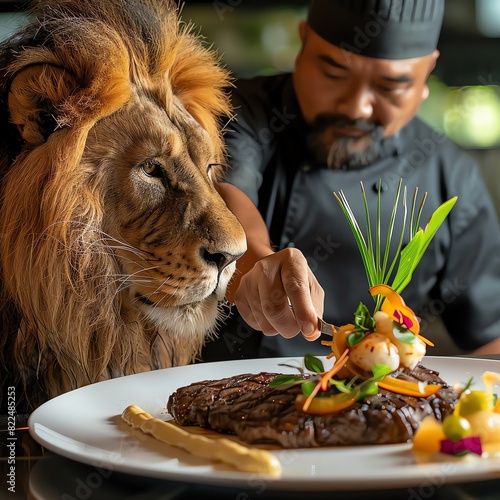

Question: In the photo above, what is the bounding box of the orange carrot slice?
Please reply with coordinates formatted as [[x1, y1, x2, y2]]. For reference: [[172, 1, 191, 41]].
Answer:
[[369, 284, 420, 335], [295, 392, 358, 415], [378, 376, 442, 397]]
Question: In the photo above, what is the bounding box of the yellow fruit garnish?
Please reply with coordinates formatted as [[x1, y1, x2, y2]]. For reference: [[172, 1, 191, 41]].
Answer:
[[458, 390, 494, 417], [412, 415, 446, 453], [480, 371, 500, 413], [483, 371, 500, 393], [442, 414, 472, 442], [465, 410, 500, 444]]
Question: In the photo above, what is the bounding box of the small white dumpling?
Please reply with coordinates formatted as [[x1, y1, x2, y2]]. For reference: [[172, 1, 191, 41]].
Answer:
[[349, 332, 400, 373], [374, 311, 426, 370]]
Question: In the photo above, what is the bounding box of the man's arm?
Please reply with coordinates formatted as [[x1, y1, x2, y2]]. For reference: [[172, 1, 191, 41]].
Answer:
[[216, 182, 274, 301], [217, 182, 324, 340], [471, 338, 500, 355]]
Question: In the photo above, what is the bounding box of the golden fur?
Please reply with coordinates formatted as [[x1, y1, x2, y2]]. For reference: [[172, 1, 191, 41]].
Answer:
[[0, 0, 246, 412]]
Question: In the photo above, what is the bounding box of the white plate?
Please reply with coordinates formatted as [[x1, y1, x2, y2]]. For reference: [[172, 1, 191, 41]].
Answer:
[[29, 356, 500, 491]]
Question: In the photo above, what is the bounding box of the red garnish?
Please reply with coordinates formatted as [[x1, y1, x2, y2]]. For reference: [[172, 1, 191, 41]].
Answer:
[[369, 284, 420, 334], [392, 309, 415, 330], [440, 436, 483, 456], [368, 284, 434, 346]]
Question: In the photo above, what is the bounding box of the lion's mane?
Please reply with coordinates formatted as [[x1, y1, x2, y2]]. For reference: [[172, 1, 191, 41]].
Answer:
[[0, 0, 244, 412]]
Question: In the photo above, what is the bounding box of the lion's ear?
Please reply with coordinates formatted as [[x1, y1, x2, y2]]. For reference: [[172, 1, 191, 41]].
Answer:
[[8, 64, 77, 146]]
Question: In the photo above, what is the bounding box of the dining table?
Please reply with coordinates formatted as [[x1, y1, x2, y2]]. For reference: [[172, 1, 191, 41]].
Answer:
[[2, 354, 500, 500]]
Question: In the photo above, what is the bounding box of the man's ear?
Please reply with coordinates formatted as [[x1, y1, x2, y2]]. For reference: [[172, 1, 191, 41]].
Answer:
[[8, 64, 76, 146], [298, 20, 308, 44], [422, 50, 440, 101], [428, 49, 440, 75], [295, 20, 309, 67]]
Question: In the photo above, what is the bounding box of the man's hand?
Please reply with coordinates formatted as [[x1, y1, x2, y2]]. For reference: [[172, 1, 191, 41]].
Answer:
[[216, 183, 324, 341], [233, 248, 324, 341]]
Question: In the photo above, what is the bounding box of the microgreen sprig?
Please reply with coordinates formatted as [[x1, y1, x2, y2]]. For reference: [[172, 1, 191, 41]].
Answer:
[[270, 353, 392, 403], [333, 180, 457, 313]]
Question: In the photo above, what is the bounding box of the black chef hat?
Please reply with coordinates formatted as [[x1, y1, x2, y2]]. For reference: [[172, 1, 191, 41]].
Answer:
[[307, 0, 445, 60]]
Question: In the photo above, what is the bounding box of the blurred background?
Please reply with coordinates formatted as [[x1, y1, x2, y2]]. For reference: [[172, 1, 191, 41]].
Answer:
[[0, 0, 498, 212], [3, 0, 498, 214], [175, 0, 500, 215]]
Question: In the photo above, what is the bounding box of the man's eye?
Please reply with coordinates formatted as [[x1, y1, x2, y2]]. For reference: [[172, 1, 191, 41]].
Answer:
[[324, 72, 343, 80], [380, 87, 397, 93], [378, 85, 409, 96], [141, 160, 163, 178]]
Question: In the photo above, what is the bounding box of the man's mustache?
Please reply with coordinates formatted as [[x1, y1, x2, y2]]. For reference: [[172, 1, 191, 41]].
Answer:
[[310, 114, 380, 134]]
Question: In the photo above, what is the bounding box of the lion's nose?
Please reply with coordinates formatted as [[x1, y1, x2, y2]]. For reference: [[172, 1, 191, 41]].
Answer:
[[201, 248, 244, 274]]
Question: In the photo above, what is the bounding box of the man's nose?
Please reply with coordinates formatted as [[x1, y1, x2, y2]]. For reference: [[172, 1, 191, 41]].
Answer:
[[335, 85, 374, 121]]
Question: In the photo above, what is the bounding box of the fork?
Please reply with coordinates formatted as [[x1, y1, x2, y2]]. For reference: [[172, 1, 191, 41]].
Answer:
[[317, 317, 339, 336], [289, 303, 338, 337]]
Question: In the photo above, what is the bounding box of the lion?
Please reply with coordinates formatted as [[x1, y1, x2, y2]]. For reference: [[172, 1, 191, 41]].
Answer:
[[0, 0, 247, 412]]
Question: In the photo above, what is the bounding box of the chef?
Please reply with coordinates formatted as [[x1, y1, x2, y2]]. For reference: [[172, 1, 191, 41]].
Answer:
[[207, 0, 500, 359]]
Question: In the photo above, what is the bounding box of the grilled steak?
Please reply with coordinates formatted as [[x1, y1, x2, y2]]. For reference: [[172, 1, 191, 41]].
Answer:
[[167, 365, 458, 448]]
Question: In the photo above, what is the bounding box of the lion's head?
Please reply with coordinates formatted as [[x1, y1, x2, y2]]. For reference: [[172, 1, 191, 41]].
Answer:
[[0, 0, 247, 411]]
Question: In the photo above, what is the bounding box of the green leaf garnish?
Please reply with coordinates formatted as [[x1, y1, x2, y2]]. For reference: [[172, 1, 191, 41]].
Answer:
[[371, 363, 394, 379], [392, 324, 416, 345], [391, 197, 457, 293], [345, 302, 377, 345], [354, 363, 392, 399], [353, 302, 376, 331], [334, 180, 457, 312], [304, 353, 325, 374], [351, 363, 393, 399], [301, 380, 317, 397], [357, 380, 379, 399], [271, 357, 394, 408], [461, 377, 474, 393], [277, 361, 305, 375], [328, 379, 353, 394], [347, 331, 365, 346], [333, 181, 406, 292], [269, 374, 307, 389]]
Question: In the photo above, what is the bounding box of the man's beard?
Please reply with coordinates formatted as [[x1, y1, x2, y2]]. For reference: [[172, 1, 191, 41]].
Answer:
[[306, 114, 388, 169]]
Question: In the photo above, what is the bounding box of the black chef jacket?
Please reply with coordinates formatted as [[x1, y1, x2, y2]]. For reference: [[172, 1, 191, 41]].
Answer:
[[205, 73, 500, 359]]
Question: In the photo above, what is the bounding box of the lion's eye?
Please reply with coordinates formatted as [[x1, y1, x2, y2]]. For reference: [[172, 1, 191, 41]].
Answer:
[[141, 160, 163, 178]]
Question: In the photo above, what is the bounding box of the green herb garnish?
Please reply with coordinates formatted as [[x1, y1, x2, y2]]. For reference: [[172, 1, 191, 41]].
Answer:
[[270, 354, 391, 403], [334, 180, 457, 312]]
